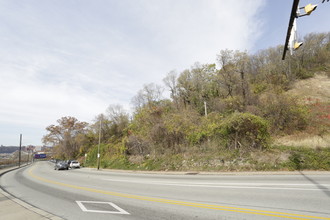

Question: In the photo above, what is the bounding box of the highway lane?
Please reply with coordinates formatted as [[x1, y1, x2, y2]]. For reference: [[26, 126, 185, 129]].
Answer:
[[1, 161, 330, 220]]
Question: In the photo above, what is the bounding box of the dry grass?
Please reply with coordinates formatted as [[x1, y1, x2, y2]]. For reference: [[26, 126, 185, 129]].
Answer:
[[288, 73, 330, 103], [275, 133, 330, 148], [128, 155, 145, 164]]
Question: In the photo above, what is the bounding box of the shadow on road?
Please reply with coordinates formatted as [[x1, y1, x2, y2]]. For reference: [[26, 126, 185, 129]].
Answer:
[[299, 171, 330, 199]]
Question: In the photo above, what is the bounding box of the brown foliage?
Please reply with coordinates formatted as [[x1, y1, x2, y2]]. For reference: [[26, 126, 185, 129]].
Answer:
[[42, 116, 88, 159]]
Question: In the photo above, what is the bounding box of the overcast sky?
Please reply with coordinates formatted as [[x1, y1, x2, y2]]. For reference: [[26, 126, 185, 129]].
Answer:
[[1, 0, 329, 146]]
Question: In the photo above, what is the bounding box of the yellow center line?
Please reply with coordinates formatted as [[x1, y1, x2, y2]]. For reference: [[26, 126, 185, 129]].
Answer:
[[28, 167, 330, 220]]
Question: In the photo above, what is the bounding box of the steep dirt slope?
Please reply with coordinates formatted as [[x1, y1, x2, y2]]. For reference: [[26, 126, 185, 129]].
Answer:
[[275, 73, 330, 148], [288, 73, 330, 103]]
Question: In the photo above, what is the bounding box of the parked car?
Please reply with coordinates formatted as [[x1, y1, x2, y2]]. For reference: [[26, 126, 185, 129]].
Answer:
[[54, 161, 69, 170], [69, 160, 80, 169]]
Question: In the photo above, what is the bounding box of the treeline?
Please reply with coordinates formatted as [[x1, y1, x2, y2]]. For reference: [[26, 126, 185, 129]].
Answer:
[[43, 32, 330, 170]]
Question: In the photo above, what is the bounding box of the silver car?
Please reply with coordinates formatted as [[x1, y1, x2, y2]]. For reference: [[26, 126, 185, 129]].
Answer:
[[54, 161, 69, 170], [69, 160, 80, 169]]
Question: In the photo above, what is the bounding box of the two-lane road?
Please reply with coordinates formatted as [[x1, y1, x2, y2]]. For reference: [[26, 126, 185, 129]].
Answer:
[[1, 161, 330, 220]]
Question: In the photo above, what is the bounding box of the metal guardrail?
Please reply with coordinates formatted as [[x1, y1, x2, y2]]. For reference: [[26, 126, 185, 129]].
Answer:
[[0, 162, 32, 170], [0, 164, 18, 170]]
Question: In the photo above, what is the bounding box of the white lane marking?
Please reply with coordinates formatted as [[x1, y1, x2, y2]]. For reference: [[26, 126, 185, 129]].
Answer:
[[102, 178, 330, 191], [76, 201, 130, 214], [103, 179, 330, 186]]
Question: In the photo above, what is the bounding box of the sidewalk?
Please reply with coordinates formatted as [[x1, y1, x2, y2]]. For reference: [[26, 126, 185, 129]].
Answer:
[[0, 166, 63, 220]]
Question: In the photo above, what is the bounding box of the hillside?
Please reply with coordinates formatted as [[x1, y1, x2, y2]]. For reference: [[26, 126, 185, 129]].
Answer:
[[0, 146, 20, 154], [276, 73, 330, 148], [289, 73, 330, 103], [44, 32, 330, 171]]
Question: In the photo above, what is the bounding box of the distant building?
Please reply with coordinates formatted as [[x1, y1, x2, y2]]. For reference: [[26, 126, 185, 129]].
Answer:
[[27, 145, 36, 152], [41, 145, 53, 152]]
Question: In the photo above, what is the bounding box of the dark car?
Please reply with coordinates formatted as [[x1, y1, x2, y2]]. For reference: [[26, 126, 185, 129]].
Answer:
[[54, 161, 69, 170]]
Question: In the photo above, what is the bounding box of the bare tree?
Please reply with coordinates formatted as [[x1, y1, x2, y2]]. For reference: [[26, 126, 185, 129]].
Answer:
[[106, 104, 129, 137], [106, 104, 129, 125], [233, 51, 250, 108], [131, 83, 164, 110], [163, 70, 178, 106], [216, 50, 239, 98]]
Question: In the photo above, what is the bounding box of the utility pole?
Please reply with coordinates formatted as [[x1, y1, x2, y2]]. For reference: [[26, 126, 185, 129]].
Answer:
[[18, 134, 22, 167], [204, 101, 208, 117], [97, 119, 102, 170]]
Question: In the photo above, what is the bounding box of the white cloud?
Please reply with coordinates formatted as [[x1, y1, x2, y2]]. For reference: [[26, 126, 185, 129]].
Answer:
[[0, 0, 265, 145]]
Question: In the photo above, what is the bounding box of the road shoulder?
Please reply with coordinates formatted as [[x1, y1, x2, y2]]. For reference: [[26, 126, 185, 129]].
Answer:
[[0, 166, 64, 220]]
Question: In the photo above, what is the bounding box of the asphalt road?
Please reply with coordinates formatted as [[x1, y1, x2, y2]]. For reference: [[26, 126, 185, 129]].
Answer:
[[1, 161, 330, 220]]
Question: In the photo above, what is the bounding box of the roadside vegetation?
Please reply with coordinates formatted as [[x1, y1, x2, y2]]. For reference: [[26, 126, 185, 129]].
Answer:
[[43, 32, 330, 171], [0, 151, 31, 168]]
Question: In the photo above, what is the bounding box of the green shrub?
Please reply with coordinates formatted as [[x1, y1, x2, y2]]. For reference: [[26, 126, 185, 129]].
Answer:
[[218, 112, 270, 150], [252, 82, 268, 94], [296, 68, 314, 79], [259, 93, 309, 133], [288, 152, 304, 170], [284, 147, 330, 171]]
